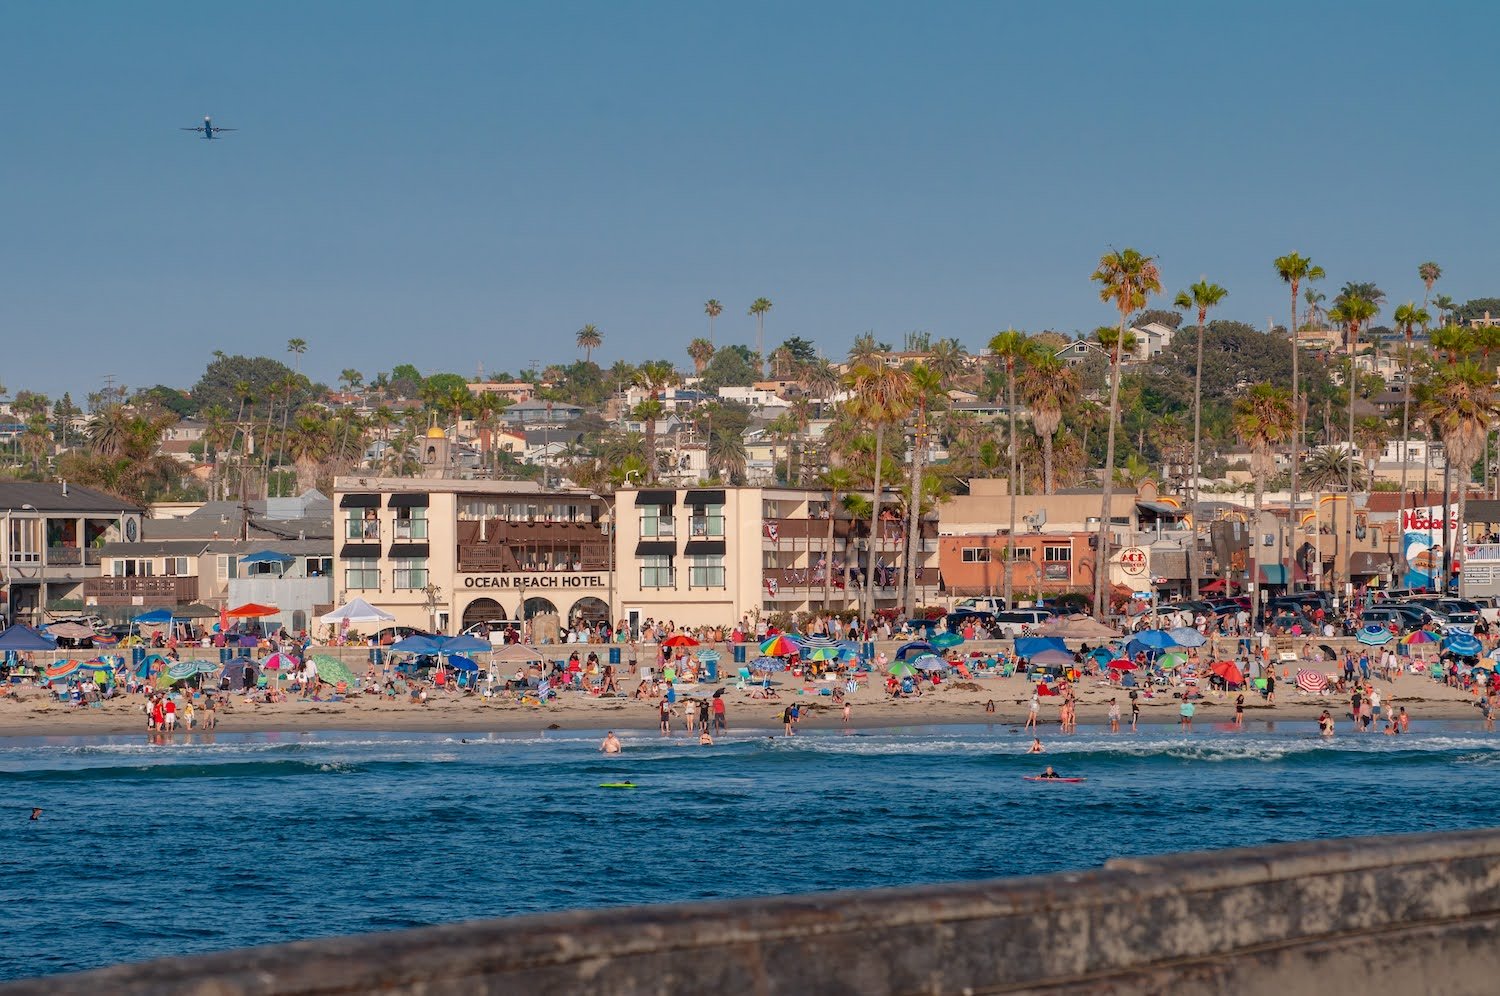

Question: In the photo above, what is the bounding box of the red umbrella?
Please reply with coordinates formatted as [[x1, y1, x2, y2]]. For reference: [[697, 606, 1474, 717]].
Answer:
[[1108, 660, 1138, 672], [1210, 660, 1244, 685], [661, 634, 699, 648], [1295, 668, 1329, 693]]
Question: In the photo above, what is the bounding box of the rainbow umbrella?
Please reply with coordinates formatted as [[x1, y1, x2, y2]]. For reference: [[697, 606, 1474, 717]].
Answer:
[[759, 634, 800, 657], [1402, 630, 1437, 645]]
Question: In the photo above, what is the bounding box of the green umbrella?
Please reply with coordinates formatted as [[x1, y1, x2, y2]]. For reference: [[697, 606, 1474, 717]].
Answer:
[[931, 632, 965, 649], [807, 647, 841, 662], [1157, 652, 1188, 671], [312, 654, 357, 685], [888, 661, 918, 678]]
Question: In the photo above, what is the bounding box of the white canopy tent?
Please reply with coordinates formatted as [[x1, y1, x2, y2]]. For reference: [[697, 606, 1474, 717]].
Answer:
[[319, 598, 396, 626]]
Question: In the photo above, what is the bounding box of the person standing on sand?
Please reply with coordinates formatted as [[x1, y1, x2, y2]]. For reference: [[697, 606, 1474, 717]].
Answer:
[[1265, 671, 1276, 705], [1025, 691, 1040, 731], [782, 704, 796, 737], [842, 701, 851, 726], [1179, 698, 1195, 732]]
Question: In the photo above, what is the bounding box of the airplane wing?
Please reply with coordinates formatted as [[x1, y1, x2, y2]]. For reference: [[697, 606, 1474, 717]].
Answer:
[[210, 127, 238, 133], [180, 126, 204, 132]]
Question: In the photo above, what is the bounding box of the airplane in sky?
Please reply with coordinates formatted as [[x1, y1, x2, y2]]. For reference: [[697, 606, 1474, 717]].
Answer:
[[181, 116, 236, 140]]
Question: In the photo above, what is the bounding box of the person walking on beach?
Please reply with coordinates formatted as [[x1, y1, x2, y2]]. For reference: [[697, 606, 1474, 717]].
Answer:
[[657, 698, 673, 736], [1265, 670, 1276, 705], [712, 693, 727, 734], [781, 704, 796, 737], [1025, 691, 1040, 731]]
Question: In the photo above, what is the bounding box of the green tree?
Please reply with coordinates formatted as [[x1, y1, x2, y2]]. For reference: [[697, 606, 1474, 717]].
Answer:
[[1172, 279, 1229, 596], [1392, 302, 1432, 525], [699, 346, 759, 390], [845, 360, 914, 622], [1091, 248, 1163, 613], [1275, 253, 1324, 592], [286, 337, 308, 372], [902, 363, 945, 612], [1233, 383, 1296, 615], [1020, 351, 1080, 496], [704, 299, 723, 344], [1328, 292, 1379, 585], [575, 323, 602, 363], [1427, 361, 1497, 595], [819, 466, 856, 607], [687, 337, 715, 374], [338, 368, 364, 393], [749, 297, 773, 370], [1419, 261, 1442, 311]]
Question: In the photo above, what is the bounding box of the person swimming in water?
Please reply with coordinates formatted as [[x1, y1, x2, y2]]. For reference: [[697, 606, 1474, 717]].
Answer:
[[1037, 766, 1060, 779], [30, 808, 42, 821], [600, 731, 622, 754], [1026, 737, 1045, 754]]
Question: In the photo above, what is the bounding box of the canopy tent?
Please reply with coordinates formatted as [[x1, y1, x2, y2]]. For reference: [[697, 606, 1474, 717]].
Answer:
[[1034, 614, 1121, 640], [219, 658, 252, 691], [226, 602, 280, 619], [0, 625, 57, 651], [894, 641, 934, 660], [176, 602, 222, 619], [439, 634, 491, 655], [491, 644, 545, 664], [132, 609, 175, 626], [44, 622, 97, 640], [319, 598, 396, 626], [240, 550, 294, 565], [390, 634, 440, 654], [1013, 636, 1067, 659], [1029, 649, 1076, 667]]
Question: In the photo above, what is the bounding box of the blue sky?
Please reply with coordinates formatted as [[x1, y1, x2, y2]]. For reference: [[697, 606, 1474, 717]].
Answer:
[[3, 1, 1494, 398]]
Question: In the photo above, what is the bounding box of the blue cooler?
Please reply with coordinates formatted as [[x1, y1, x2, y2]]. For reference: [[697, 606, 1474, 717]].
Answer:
[[609, 647, 621, 665], [131, 646, 145, 670], [733, 644, 747, 664], [863, 641, 876, 661], [704, 658, 719, 681]]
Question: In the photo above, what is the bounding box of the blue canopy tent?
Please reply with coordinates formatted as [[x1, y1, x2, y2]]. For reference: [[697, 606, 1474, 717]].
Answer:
[[241, 550, 294, 565], [1014, 636, 1067, 659], [132, 609, 175, 626], [391, 634, 441, 654], [0, 625, 58, 651], [438, 634, 491, 655], [895, 641, 934, 661]]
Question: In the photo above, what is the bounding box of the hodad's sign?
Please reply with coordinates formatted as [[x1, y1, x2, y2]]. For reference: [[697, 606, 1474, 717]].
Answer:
[[462, 573, 608, 590]]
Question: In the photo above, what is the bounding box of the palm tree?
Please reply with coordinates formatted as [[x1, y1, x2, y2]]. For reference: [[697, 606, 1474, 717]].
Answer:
[[1172, 279, 1229, 596], [845, 360, 914, 623], [1428, 361, 1497, 595], [200, 404, 234, 499], [988, 329, 1031, 605], [632, 398, 666, 483], [707, 424, 747, 484], [1303, 287, 1327, 329], [1020, 351, 1079, 495], [927, 338, 969, 388], [576, 324, 603, 363], [903, 363, 944, 613], [286, 338, 308, 372], [1274, 254, 1324, 593], [1433, 294, 1458, 327], [820, 466, 856, 608], [704, 299, 723, 344], [1392, 302, 1432, 533], [748, 298, 773, 370], [687, 337, 715, 375], [1419, 261, 1442, 311], [1328, 292, 1379, 586], [338, 368, 363, 394], [1233, 384, 1296, 612], [1091, 248, 1162, 614], [285, 413, 332, 493]]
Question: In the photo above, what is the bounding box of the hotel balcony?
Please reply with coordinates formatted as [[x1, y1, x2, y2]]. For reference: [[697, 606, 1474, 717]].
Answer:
[[82, 575, 199, 606]]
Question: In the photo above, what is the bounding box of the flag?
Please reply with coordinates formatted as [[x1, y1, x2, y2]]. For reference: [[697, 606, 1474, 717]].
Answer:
[[764, 577, 779, 596], [813, 556, 826, 582], [763, 522, 779, 542]]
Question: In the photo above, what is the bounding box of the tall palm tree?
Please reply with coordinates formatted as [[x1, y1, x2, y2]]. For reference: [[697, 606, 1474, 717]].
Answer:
[[749, 298, 773, 370], [1172, 279, 1229, 596], [285, 413, 332, 493], [1432, 294, 1457, 326], [200, 404, 234, 500], [687, 337, 715, 374], [1019, 351, 1078, 495], [1328, 292, 1379, 587], [820, 466, 856, 609], [338, 368, 363, 393], [903, 363, 945, 613], [845, 360, 914, 623], [286, 337, 308, 372], [988, 329, 1031, 606], [1427, 361, 1497, 596], [1233, 384, 1296, 613], [1392, 301, 1432, 535], [1419, 261, 1442, 311], [704, 299, 723, 344], [1274, 254, 1324, 593], [927, 338, 969, 388], [1090, 248, 1162, 614], [632, 398, 666, 483], [576, 324, 603, 363], [1303, 287, 1327, 329]]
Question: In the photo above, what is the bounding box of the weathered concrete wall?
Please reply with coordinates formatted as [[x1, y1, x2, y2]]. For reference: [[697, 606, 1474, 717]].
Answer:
[[9, 829, 1500, 995]]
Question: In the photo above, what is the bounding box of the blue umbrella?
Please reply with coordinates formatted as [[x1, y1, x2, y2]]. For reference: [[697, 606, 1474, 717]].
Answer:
[[132, 609, 175, 626], [391, 634, 440, 654], [1131, 630, 1178, 650], [446, 654, 479, 673], [240, 550, 294, 564], [1443, 632, 1483, 657], [1014, 636, 1067, 659], [1166, 627, 1207, 648], [751, 657, 787, 671], [1357, 624, 1396, 646]]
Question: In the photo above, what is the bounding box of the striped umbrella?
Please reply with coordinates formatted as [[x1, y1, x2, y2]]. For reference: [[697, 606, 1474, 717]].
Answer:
[[44, 660, 81, 682], [1295, 669, 1328, 693], [1356, 624, 1395, 646], [759, 635, 800, 657], [696, 649, 721, 664], [1402, 630, 1437, 645], [799, 634, 839, 650], [1443, 632, 1483, 658]]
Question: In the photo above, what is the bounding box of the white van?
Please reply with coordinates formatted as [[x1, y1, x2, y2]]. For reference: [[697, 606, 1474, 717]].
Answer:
[[993, 609, 1052, 636], [953, 597, 1008, 614]]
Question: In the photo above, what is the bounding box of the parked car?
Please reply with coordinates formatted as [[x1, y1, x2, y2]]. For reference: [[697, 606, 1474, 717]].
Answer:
[[1361, 606, 1435, 635], [944, 610, 997, 633], [952, 597, 1008, 614], [989, 609, 1052, 636], [374, 625, 433, 646]]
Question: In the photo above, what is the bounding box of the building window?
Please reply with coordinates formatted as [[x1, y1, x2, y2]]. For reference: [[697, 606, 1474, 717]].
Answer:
[[961, 547, 992, 563], [345, 558, 379, 590], [640, 506, 675, 538], [394, 507, 428, 540], [305, 556, 333, 577], [347, 509, 379, 540], [393, 558, 429, 590], [1044, 546, 1072, 563], [689, 554, 726, 588], [640, 554, 674, 589], [164, 557, 189, 576], [113, 558, 154, 577], [217, 555, 240, 581], [1010, 548, 1033, 562], [690, 504, 725, 537]]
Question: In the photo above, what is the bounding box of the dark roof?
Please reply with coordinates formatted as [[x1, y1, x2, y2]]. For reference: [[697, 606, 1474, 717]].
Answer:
[[0, 482, 143, 514]]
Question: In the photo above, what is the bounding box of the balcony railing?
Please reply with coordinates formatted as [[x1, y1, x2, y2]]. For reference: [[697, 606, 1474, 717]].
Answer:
[[83, 576, 199, 604]]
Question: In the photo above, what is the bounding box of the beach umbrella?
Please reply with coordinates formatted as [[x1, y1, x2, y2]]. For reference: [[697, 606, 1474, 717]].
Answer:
[[446, 654, 479, 673], [1356, 624, 1395, 646], [912, 654, 948, 671], [895, 641, 934, 660], [1030, 648, 1075, 667], [1210, 661, 1245, 685], [1157, 652, 1188, 671], [806, 647, 842, 662], [45, 622, 96, 640], [931, 632, 965, 649], [1402, 630, 1437, 645], [1295, 668, 1329, 693], [759, 634, 800, 657], [1167, 627, 1207, 648], [800, 634, 840, 650], [1086, 646, 1119, 663], [1131, 630, 1178, 650], [751, 657, 787, 672], [311, 654, 357, 684], [888, 661, 918, 677], [261, 651, 298, 671], [43, 660, 80, 682], [1108, 659, 1139, 672], [1014, 636, 1067, 659], [696, 649, 721, 663], [1443, 633, 1483, 657], [661, 634, 699, 648]]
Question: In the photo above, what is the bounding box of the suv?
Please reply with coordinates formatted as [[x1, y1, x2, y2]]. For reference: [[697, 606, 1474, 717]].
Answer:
[[991, 609, 1052, 636], [1361, 606, 1435, 635], [952, 597, 1008, 614]]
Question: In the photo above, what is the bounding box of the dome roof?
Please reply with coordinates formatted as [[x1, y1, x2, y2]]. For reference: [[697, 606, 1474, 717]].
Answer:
[[426, 426, 447, 439]]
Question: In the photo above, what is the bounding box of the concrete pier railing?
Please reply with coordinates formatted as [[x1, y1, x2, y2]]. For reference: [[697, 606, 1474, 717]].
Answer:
[[8, 829, 1500, 995]]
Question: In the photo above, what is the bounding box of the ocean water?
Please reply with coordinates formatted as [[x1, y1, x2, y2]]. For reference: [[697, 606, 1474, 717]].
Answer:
[[5, 721, 1500, 980]]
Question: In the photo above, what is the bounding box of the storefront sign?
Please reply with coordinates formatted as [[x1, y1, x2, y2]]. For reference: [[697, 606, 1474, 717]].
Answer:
[[1118, 547, 1147, 576], [461, 573, 608, 590], [1044, 563, 1071, 581]]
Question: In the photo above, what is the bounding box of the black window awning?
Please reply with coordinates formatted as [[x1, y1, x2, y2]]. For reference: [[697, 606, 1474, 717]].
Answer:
[[388, 493, 429, 508], [684, 489, 726, 507], [340, 543, 381, 559], [340, 493, 381, 508], [388, 543, 430, 559], [634, 489, 677, 507], [635, 540, 677, 557], [684, 540, 726, 556]]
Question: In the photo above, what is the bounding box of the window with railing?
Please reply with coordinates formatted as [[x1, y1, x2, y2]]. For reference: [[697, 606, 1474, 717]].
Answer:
[[346, 509, 379, 540], [345, 558, 379, 590], [689, 504, 725, 537], [688, 554, 725, 588], [640, 554, 675, 588], [640, 506, 675, 538], [394, 507, 428, 540], [394, 557, 429, 590], [7, 519, 40, 564]]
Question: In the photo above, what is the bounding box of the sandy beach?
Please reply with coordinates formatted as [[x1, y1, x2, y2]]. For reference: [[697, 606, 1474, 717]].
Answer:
[[2, 670, 1488, 737]]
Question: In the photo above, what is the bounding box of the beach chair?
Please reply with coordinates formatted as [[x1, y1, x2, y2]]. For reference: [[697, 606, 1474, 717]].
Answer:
[[736, 667, 752, 690]]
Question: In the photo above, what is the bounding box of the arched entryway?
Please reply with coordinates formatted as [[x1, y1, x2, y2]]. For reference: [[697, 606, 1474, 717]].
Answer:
[[570, 596, 608, 627], [462, 598, 508, 630], [522, 596, 558, 620]]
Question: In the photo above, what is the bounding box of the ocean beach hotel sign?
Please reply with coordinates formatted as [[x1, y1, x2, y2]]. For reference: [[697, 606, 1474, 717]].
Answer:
[[461, 572, 608, 590]]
